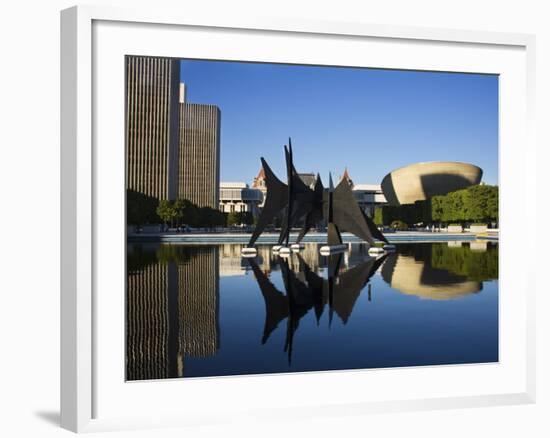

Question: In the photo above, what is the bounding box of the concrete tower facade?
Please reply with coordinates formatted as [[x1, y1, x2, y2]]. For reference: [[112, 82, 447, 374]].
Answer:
[[125, 56, 181, 200], [178, 103, 221, 208]]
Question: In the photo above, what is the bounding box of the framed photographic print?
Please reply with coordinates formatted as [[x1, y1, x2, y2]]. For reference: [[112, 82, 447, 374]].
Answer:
[[61, 5, 536, 433]]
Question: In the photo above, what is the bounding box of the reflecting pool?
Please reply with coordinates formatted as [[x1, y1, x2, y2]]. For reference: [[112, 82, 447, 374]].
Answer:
[[126, 241, 498, 381]]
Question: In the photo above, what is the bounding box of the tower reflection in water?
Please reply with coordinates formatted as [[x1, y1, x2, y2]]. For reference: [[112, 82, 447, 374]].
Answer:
[[126, 241, 498, 380], [126, 244, 219, 381]]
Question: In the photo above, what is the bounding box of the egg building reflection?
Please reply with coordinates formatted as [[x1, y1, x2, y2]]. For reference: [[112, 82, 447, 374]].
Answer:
[[380, 242, 498, 300], [381, 252, 482, 300]]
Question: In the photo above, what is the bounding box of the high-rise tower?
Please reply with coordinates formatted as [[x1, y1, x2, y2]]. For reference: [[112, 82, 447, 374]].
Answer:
[[125, 56, 181, 200], [178, 99, 221, 209]]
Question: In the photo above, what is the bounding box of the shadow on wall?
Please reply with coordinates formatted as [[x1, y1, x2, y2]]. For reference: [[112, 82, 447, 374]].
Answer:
[[420, 173, 482, 199], [380, 173, 399, 205]]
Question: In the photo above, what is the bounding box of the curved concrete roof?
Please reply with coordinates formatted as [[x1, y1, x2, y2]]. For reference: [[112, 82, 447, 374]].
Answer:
[[381, 161, 482, 205]]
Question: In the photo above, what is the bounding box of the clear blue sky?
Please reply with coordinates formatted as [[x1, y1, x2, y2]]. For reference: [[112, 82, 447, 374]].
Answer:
[[180, 60, 498, 186]]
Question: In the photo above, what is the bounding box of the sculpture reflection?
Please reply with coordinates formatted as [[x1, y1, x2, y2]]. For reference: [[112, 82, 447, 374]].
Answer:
[[247, 251, 386, 364]]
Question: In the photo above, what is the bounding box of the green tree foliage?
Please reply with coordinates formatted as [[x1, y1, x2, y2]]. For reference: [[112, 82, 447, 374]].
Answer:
[[431, 243, 498, 281], [150, 198, 226, 228], [226, 211, 254, 226], [227, 211, 240, 226], [156, 200, 178, 226], [197, 206, 225, 228], [390, 219, 408, 230], [174, 199, 199, 226], [127, 189, 159, 225], [373, 207, 384, 226], [377, 185, 499, 226]]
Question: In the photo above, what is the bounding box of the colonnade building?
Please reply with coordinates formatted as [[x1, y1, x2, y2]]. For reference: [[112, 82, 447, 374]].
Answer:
[[125, 56, 220, 208]]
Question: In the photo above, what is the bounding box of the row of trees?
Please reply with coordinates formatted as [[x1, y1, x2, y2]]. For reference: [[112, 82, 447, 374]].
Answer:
[[373, 184, 499, 227], [156, 199, 226, 228], [226, 211, 255, 226], [127, 190, 255, 228], [127, 189, 160, 226]]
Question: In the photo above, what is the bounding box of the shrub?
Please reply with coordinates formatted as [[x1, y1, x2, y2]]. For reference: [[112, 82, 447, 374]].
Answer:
[[390, 219, 408, 231]]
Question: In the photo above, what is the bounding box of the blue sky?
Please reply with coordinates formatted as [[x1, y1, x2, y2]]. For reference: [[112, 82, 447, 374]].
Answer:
[[180, 60, 498, 186]]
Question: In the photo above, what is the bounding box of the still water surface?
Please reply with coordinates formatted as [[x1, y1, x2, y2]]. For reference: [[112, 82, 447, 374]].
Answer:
[[126, 241, 498, 381]]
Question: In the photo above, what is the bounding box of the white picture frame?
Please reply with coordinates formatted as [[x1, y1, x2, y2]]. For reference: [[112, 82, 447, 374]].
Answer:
[[60, 4, 536, 433]]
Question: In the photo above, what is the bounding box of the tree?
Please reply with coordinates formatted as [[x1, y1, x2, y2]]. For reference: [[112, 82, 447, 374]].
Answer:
[[174, 199, 199, 227], [196, 206, 225, 228], [211, 209, 226, 227], [227, 211, 240, 226], [156, 200, 177, 227], [127, 189, 159, 226], [173, 199, 185, 226], [390, 219, 408, 231], [435, 196, 445, 223], [373, 207, 384, 226]]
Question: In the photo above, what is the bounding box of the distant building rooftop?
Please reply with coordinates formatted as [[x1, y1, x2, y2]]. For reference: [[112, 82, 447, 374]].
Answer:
[[353, 184, 382, 192], [220, 182, 248, 188]]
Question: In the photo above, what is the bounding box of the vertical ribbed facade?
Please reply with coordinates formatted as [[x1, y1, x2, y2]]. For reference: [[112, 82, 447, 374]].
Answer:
[[126, 262, 170, 381], [179, 104, 221, 208], [178, 246, 220, 358], [126, 246, 220, 380], [126, 56, 180, 200]]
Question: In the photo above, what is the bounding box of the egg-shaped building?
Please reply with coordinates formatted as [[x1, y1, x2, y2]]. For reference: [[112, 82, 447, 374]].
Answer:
[[381, 161, 482, 206]]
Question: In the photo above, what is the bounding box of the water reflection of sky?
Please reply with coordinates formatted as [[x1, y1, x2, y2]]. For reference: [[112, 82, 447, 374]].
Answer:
[[126, 242, 498, 381]]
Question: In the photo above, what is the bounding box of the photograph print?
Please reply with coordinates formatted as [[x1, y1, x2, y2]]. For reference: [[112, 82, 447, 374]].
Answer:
[[126, 56, 499, 381]]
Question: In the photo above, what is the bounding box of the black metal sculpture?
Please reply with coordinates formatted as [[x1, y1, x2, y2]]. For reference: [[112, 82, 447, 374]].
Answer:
[[329, 175, 390, 245], [325, 174, 344, 246], [246, 139, 388, 249], [296, 174, 324, 243], [247, 157, 288, 247], [278, 140, 318, 246]]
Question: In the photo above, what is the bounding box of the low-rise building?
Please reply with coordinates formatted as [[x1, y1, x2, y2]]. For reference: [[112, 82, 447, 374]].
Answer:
[[352, 184, 388, 216], [340, 168, 387, 216], [219, 182, 263, 215]]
